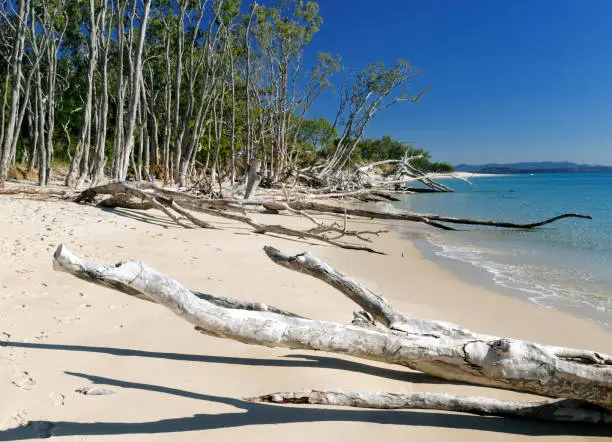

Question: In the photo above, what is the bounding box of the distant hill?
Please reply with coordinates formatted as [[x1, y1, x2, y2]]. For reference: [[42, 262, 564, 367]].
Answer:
[[454, 162, 612, 174]]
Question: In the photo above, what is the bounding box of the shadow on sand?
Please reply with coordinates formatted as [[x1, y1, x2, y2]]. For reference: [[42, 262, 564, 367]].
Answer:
[[1, 341, 451, 384], [0, 341, 609, 439]]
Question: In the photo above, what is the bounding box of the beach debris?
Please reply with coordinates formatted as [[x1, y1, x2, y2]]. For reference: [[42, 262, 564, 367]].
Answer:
[[75, 182, 592, 238], [75, 182, 387, 254], [75, 385, 116, 396], [53, 244, 612, 425]]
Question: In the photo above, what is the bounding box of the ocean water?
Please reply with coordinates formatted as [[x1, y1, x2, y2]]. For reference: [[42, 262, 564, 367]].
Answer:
[[394, 173, 612, 328]]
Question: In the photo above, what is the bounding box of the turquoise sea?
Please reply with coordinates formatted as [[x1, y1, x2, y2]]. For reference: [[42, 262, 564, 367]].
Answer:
[[394, 173, 612, 328]]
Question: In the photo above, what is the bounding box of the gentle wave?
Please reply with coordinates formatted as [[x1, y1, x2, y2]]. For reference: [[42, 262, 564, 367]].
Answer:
[[426, 237, 612, 328], [394, 173, 612, 329]]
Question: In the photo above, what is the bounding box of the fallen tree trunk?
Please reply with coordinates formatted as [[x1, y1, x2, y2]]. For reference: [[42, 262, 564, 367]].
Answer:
[[52, 245, 612, 425], [276, 200, 593, 230], [183, 197, 591, 231], [250, 390, 612, 425]]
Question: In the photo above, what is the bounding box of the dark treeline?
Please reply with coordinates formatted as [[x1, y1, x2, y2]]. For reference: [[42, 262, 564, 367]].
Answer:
[[0, 0, 436, 188]]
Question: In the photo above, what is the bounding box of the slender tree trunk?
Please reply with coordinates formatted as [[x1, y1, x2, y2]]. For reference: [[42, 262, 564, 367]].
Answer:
[[244, 6, 255, 167], [171, 0, 188, 183], [118, 0, 152, 181], [92, 0, 110, 186], [162, 23, 172, 182], [35, 68, 47, 186], [0, 0, 29, 187], [0, 70, 8, 151], [27, 110, 37, 172], [66, 0, 98, 188], [110, 0, 126, 181], [229, 47, 236, 183]]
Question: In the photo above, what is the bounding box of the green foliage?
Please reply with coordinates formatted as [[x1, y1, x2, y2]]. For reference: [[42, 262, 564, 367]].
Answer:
[[355, 136, 422, 162], [354, 136, 454, 172], [427, 161, 455, 173], [298, 117, 337, 150]]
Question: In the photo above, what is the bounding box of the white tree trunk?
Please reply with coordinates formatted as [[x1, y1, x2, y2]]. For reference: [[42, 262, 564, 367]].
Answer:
[[251, 390, 612, 425], [0, 0, 29, 187], [118, 0, 152, 181], [52, 245, 612, 414]]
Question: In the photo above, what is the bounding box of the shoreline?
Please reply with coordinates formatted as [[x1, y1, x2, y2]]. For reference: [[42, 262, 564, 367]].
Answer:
[[407, 234, 612, 331], [0, 193, 610, 440], [392, 173, 612, 333]]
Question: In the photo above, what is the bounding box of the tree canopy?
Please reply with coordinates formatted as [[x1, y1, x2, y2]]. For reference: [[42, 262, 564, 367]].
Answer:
[[0, 0, 450, 187]]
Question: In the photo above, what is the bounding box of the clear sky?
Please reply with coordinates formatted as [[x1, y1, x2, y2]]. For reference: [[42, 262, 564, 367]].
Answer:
[[304, 0, 612, 164]]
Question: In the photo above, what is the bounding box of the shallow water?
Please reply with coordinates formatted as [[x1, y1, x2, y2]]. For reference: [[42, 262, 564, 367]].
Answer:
[[394, 173, 612, 328]]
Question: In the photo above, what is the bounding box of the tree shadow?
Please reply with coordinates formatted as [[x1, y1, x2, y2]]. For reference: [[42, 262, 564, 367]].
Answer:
[[100, 207, 177, 228], [0, 341, 451, 384], [0, 372, 608, 440]]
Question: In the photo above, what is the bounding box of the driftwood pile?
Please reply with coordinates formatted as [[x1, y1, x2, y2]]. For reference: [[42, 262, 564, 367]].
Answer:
[[297, 155, 454, 194], [53, 244, 612, 425], [73, 182, 593, 252]]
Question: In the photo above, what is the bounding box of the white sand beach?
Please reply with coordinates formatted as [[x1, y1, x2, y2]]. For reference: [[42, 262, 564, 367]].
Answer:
[[0, 190, 610, 441]]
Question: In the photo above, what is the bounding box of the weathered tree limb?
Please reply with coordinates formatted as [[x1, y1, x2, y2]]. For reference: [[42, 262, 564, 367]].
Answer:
[[0, 186, 71, 197], [157, 196, 215, 229], [206, 199, 589, 231], [173, 200, 385, 254], [250, 390, 612, 425], [135, 192, 192, 229], [307, 225, 388, 243], [97, 195, 154, 210], [263, 246, 474, 339], [52, 245, 612, 414], [276, 201, 592, 230], [192, 291, 304, 318]]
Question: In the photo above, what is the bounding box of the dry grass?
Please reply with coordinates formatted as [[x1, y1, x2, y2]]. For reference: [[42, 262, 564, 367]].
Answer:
[[8, 165, 38, 181]]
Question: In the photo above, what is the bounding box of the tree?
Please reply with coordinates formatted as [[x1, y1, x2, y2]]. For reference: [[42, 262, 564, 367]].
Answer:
[[320, 60, 427, 177]]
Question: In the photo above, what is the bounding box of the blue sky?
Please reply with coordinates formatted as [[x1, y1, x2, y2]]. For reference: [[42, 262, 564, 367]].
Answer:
[[303, 0, 612, 164]]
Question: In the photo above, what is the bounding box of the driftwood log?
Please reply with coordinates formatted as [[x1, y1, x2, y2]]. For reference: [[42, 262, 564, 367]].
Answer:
[[52, 244, 612, 425]]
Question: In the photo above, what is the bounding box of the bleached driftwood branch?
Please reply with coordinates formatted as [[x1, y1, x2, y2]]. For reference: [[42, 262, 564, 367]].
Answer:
[[52, 245, 612, 425], [250, 390, 612, 425], [263, 246, 473, 339]]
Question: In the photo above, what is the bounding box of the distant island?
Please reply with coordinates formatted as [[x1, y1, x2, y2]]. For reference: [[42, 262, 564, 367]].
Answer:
[[454, 161, 612, 174]]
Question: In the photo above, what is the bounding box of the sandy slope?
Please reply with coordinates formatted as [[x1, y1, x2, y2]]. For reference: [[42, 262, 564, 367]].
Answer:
[[0, 191, 610, 441]]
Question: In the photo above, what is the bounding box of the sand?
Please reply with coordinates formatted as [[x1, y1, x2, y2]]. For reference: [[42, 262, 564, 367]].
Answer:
[[0, 189, 610, 441]]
